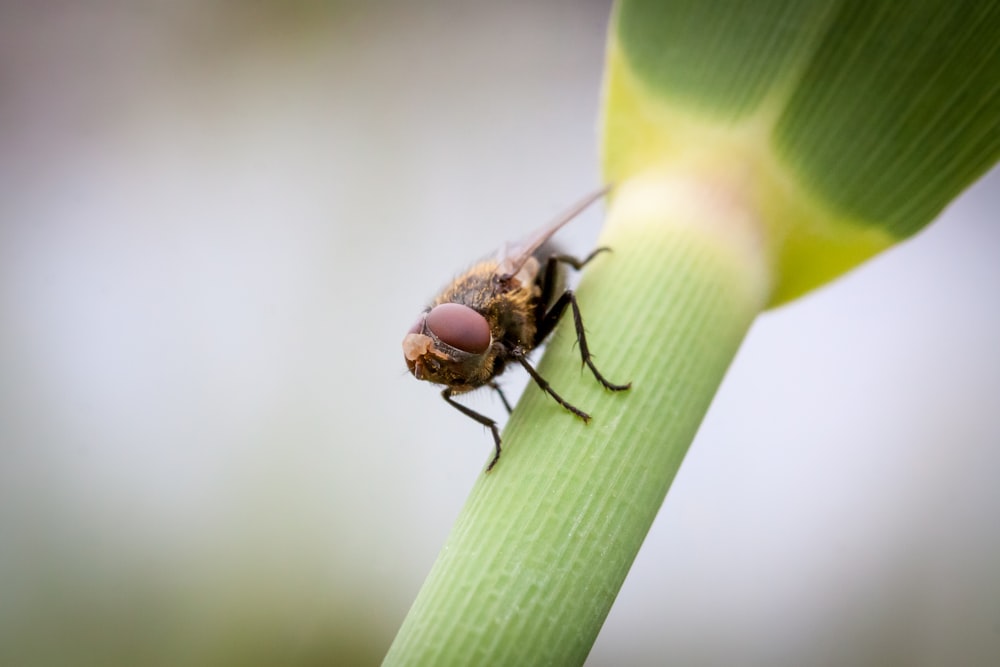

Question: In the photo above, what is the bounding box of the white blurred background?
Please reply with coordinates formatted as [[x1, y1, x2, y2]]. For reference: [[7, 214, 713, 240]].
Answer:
[[1, 2, 997, 665]]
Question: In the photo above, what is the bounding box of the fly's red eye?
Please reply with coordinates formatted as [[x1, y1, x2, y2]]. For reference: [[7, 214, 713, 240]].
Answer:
[[425, 303, 491, 354]]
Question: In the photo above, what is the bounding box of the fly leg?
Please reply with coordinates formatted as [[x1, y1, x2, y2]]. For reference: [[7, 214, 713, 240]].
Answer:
[[535, 248, 611, 317], [510, 347, 591, 423], [488, 381, 514, 414], [442, 388, 503, 472], [535, 290, 632, 392]]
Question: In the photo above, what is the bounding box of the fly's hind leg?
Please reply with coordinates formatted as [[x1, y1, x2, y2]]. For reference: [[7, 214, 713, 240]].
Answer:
[[442, 388, 503, 472], [536, 248, 611, 314]]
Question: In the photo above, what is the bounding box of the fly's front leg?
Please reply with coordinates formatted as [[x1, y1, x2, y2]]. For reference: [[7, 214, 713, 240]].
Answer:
[[442, 388, 503, 472], [510, 347, 591, 423], [536, 290, 632, 392]]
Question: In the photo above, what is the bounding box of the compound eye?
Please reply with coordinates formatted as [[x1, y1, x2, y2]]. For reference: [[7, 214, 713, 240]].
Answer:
[[425, 303, 491, 354]]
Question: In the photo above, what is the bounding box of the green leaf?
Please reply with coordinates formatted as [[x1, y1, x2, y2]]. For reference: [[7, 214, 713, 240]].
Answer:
[[605, 0, 1000, 304], [775, 2, 1000, 237]]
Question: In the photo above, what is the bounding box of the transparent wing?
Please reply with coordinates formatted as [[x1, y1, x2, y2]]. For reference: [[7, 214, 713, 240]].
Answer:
[[495, 184, 612, 280]]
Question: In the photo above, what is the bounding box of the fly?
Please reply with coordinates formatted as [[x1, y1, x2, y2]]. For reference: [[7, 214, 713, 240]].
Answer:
[[402, 185, 630, 471]]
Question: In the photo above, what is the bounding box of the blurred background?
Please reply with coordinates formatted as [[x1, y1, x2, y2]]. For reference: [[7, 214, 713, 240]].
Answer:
[[1, 2, 997, 665]]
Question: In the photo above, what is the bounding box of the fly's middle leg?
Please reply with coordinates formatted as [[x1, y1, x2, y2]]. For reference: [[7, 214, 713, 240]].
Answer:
[[535, 290, 632, 392]]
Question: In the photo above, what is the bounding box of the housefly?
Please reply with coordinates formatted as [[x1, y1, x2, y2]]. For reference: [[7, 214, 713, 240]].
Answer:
[[402, 185, 630, 472]]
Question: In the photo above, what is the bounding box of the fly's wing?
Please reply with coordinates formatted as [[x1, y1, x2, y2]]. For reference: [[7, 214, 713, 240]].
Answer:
[[495, 184, 612, 281]]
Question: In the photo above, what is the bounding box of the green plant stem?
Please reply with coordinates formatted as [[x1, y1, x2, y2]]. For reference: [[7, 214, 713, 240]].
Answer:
[[384, 174, 771, 666]]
